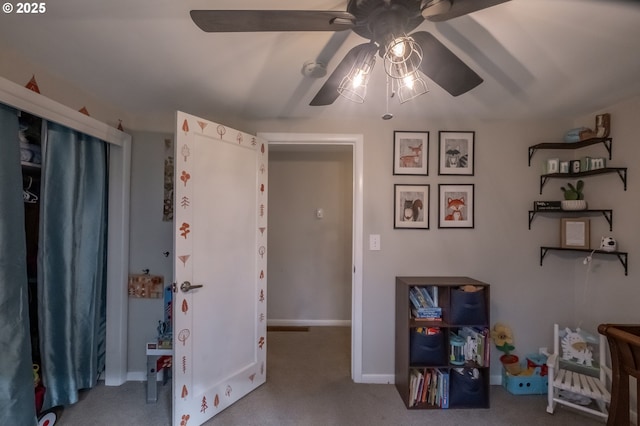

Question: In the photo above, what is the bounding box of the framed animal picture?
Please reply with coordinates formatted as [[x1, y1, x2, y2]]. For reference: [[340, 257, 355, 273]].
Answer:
[[438, 184, 474, 229], [394, 184, 429, 229], [438, 131, 474, 175], [393, 131, 429, 175]]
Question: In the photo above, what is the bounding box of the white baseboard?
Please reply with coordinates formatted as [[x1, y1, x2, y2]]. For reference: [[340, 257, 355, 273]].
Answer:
[[490, 374, 502, 386], [267, 319, 351, 327], [359, 374, 395, 384]]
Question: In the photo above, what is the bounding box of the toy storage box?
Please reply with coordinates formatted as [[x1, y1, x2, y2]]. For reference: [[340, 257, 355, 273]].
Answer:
[[502, 354, 548, 395]]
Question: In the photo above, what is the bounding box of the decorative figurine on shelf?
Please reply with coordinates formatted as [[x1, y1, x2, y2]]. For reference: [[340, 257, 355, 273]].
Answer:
[[600, 236, 617, 252]]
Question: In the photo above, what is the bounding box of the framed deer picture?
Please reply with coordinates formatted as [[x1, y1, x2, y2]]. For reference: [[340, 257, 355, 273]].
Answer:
[[393, 131, 429, 175]]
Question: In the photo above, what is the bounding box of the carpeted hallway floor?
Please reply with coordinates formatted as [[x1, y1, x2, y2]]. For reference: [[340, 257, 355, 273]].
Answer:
[[57, 326, 604, 425]]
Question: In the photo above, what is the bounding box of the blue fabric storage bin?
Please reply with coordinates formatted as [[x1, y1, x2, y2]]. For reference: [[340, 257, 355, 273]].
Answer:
[[449, 368, 487, 407], [410, 330, 446, 365], [450, 288, 487, 325]]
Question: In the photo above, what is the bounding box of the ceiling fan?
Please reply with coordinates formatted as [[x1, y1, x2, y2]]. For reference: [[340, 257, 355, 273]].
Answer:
[[191, 0, 510, 106]]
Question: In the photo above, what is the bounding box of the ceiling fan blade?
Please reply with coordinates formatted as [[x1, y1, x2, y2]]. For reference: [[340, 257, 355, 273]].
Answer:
[[425, 0, 510, 22], [310, 43, 377, 107], [411, 31, 483, 97], [190, 10, 355, 32]]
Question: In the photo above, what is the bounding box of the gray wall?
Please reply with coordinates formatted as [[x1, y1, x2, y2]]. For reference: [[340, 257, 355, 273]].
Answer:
[[251, 98, 640, 379], [127, 131, 173, 375], [267, 148, 353, 323]]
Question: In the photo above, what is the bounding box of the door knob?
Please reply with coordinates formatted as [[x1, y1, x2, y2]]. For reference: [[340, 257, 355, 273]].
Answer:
[[180, 281, 203, 292]]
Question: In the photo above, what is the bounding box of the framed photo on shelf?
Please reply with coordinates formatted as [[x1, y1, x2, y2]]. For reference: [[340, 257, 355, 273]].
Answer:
[[438, 184, 474, 229], [393, 131, 429, 175], [561, 218, 590, 249], [394, 184, 429, 229], [438, 131, 474, 175]]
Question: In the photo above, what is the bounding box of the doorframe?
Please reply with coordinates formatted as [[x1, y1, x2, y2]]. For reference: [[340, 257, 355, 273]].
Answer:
[[258, 132, 364, 383]]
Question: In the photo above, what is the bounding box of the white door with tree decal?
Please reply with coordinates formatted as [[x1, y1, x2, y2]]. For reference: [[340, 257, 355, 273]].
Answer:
[[172, 111, 268, 425]]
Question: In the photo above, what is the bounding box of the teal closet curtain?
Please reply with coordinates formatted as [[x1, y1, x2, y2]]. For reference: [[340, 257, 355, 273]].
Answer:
[[0, 104, 38, 425], [38, 122, 108, 409]]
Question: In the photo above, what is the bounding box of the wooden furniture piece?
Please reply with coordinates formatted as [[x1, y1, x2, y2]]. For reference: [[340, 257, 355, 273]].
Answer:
[[598, 324, 640, 426], [546, 324, 611, 421], [395, 276, 490, 409]]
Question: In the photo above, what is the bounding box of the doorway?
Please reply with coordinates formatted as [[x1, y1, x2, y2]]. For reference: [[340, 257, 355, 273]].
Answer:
[[258, 132, 363, 382]]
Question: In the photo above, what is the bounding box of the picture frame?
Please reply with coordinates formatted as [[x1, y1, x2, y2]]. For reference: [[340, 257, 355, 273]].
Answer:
[[438, 184, 474, 228], [394, 184, 429, 229], [561, 218, 590, 249], [393, 131, 429, 175], [438, 131, 474, 175]]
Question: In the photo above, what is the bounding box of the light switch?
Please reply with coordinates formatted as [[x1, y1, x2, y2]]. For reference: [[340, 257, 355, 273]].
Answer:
[[369, 234, 381, 251], [316, 208, 324, 219]]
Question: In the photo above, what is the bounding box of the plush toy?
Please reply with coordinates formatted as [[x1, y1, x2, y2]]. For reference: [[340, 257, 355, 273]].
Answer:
[[600, 236, 617, 252]]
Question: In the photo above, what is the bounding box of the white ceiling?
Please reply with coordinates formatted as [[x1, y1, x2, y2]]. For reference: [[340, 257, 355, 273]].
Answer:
[[1, 0, 640, 126]]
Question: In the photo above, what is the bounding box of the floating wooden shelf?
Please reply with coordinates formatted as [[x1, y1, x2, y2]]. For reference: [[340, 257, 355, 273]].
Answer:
[[528, 137, 612, 166], [528, 209, 613, 231], [539, 247, 628, 275]]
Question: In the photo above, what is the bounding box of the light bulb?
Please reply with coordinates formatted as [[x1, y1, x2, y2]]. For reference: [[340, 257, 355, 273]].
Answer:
[[352, 70, 364, 88], [403, 75, 414, 89], [391, 39, 405, 58]]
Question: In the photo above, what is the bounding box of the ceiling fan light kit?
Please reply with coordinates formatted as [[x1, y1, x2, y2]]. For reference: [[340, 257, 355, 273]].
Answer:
[[395, 72, 429, 104], [191, 0, 509, 110], [383, 34, 423, 79], [337, 46, 377, 103]]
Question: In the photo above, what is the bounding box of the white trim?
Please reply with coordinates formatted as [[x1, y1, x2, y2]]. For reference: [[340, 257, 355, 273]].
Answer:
[[0, 77, 127, 146], [0, 75, 131, 386], [360, 374, 395, 384], [258, 132, 364, 383]]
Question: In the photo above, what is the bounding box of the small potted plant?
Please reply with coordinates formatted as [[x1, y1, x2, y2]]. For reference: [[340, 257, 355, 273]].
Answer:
[[561, 179, 587, 210], [491, 323, 521, 375]]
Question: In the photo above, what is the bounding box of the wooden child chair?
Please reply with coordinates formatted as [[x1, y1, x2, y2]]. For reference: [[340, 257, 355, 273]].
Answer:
[[546, 323, 611, 421]]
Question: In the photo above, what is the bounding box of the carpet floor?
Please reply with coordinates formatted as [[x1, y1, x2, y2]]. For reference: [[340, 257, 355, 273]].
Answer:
[[57, 326, 605, 425]]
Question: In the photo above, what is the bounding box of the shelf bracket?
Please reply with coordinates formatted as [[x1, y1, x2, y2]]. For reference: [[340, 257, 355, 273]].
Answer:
[[539, 176, 550, 194], [616, 168, 627, 191], [528, 147, 536, 167], [603, 138, 612, 160], [602, 210, 613, 231], [540, 247, 549, 266], [528, 211, 535, 229], [616, 253, 628, 276]]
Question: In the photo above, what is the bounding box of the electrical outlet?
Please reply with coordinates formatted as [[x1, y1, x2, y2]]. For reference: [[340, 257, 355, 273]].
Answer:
[[539, 346, 548, 355]]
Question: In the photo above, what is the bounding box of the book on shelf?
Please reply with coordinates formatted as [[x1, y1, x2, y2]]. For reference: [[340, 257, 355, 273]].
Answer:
[[412, 307, 442, 320], [410, 286, 439, 308], [457, 326, 490, 366], [409, 367, 450, 408], [533, 200, 562, 211], [409, 286, 441, 321]]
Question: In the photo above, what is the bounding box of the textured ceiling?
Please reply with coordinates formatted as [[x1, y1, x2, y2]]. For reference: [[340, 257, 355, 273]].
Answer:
[[1, 0, 639, 126]]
